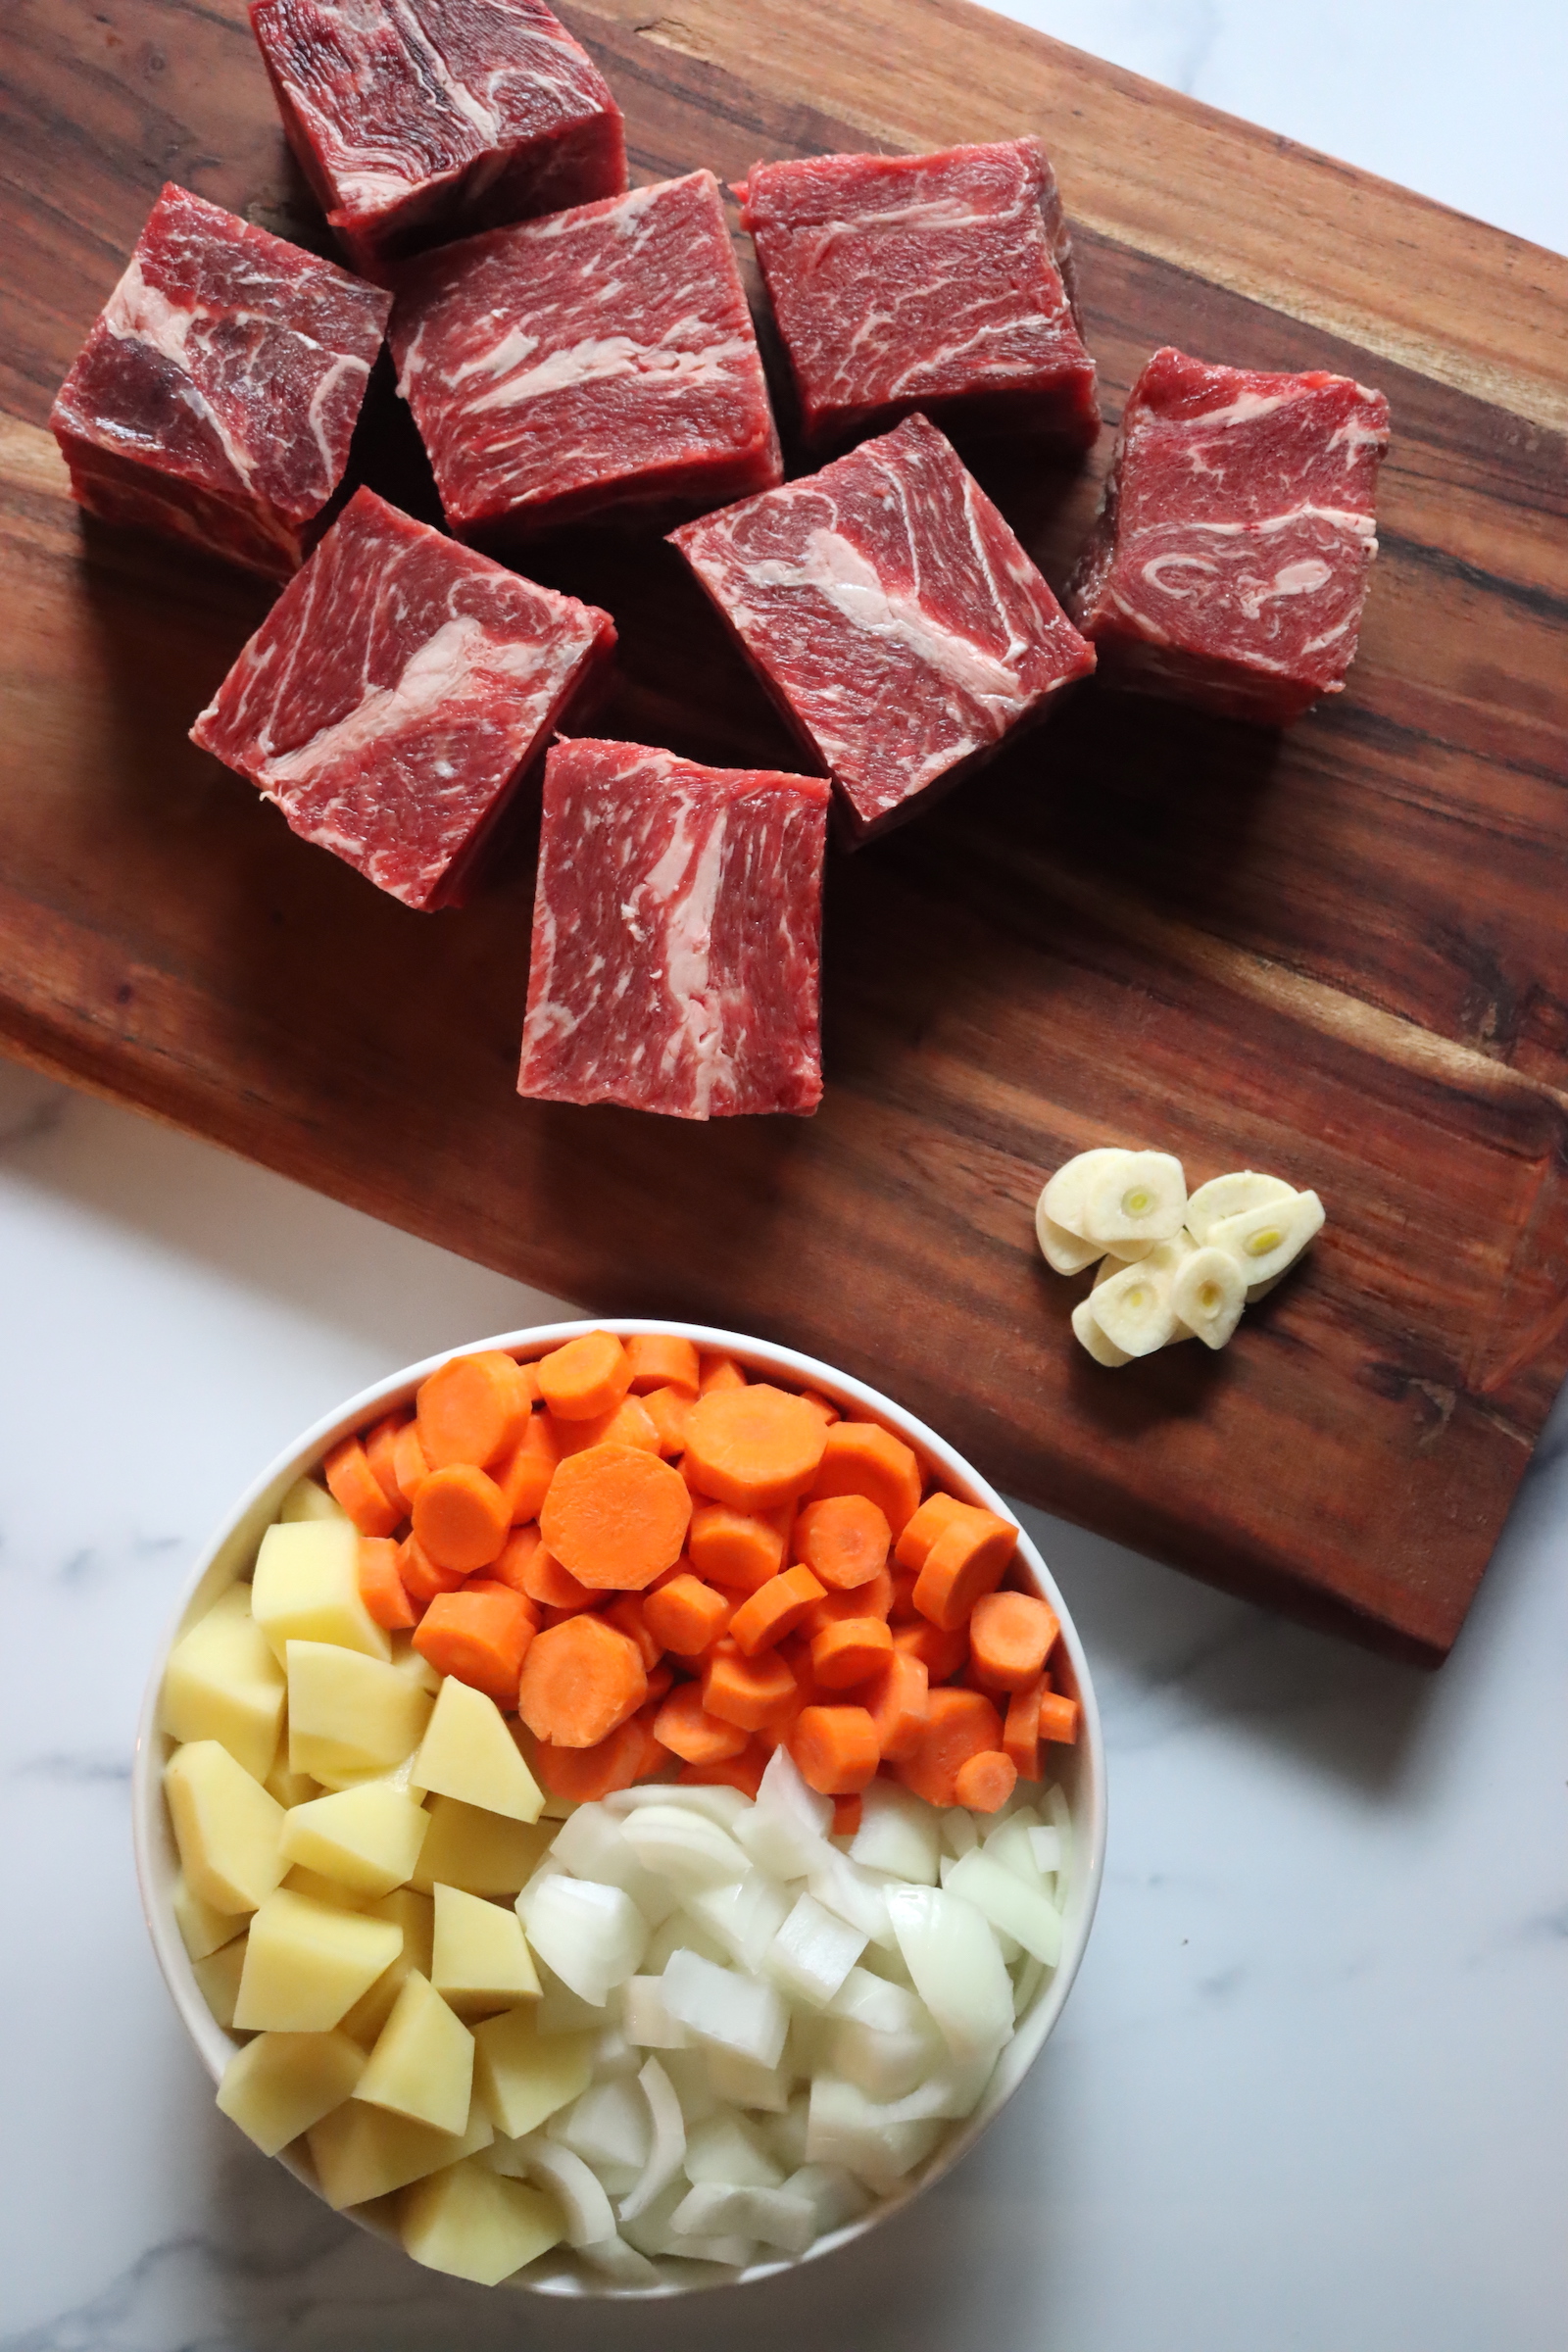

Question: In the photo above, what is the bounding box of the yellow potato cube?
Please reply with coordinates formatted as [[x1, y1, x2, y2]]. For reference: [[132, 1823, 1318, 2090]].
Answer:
[[340, 1887, 435, 2046], [253, 1520, 389, 1666], [390, 1634, 442, 1694], [278, 1783, 429, 1897], [286, 1642, 433, 1786], [234, 1888, 403, 2033], [172, 1867, 248, 1962], [354, 1970, 474, 2134], [410, 1797, 553, 1897], [399, 2156, 564, 2286], [307, 2086, 492, 2209], [414, 1678, 543, 1825], [217, 2028, 367, 2155], [161, 1585, 286, 1783], [278, 1476, 350, 1524], [265, 1756, 321, 1808], [471, 2005, 595, 2139], [191, 1933, 248, 2029], [282, 1866, 372, 1909], [165, 1740, 287, 1915], [431, 1885, 540, 2016]]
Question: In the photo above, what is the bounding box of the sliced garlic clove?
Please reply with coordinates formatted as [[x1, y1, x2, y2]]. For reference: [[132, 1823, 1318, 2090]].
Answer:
[[1171, 1247, 1247, 1350], [1247, 1274, 1283, 1302], [1040, 1148, 1128, 1237], [1071, 1297, 1130, 1367], [1207, 1190, 1325, 1287], [1081, 1151, 1187, 1249], [1089, 1253, 1182, 1357], [1094, 1236, 1189, 1289], [1035, 1196, 1103, 1276], [1185, 1170, 1296, 1245]]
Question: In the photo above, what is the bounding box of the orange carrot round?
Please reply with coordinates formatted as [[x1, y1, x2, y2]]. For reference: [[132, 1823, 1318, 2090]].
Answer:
[[487, 1525, 543, 1602], [832, 1793, 862, 1837], [604, 1592, 662, 1673], [968, 1590, 1061, 1691], [364, 1414, 413, 1515], [1003, 1677, 1047, 1782], [798, 1389, 841, 1428], [809, 1615, 894, 1690], [803, 1569, 894, 1641], [911, 1506, 1017, 1633], [790, 1704, 880, 1795], [640, 1385, 694, 1457], [953, 1748, 1017, 1813], [540, 1443, 693, 1591], [862, 1648, 929, 1761], [392, 1420, 431, 1509], [892, 1617, 968, 1685], [625, 1334, 702, 1397], [680, 1747, 766, 1799], [518, 1543, 601, 1613], [892, 1490, 968, 1574], [794, 1494, 892, 1591], [494, 1413, 561, 1526], [643, 1573, 732, 1657], [808, 1420, 922, 1536], [1038, 1690, 1081, 1745], [654, 1681, 750, 1764], [728, 1566, 826, 1657], [682, 1384, 829, 1513], [698, 1352, 748, 1395], [644, 1659, 675, 1707], [516, 1613, 648, 1747], [533, 1708, 662, 1802], [536, 1331, 632, 1422], [358, 1537, 416, 1632], [414, 1583, 535, 1706], [549, 1394, 662, 1459], [397, 1531, 466, 1608], [412, 1462, 511, 1574], [416, 1350, 532, 1471], [890, 1568, 922, 1622], [702, 1640, 800, 1732], [897, 1688, 1004, 1806], [323, 1435, 400, 1539], [688, 1502, 786, 1592]]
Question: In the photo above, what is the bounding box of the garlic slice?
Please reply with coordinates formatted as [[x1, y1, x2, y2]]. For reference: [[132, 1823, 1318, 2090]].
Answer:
[[1071, 1297, 1130, 1367], [1184, 1171, 1295, 1245], [1206, 1190, 1325, 1287], [1170, 1247, 1247, 1350], [1040, 1148, 1125, 1236], [1035, 1198, 1103, 1276], [1088, 1236, 1192, 1357], [1080, 1151, 1187, 1249]]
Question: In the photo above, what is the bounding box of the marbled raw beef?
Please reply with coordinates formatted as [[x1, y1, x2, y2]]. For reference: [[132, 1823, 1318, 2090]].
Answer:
[[191, 488, 614, 907], [739, 136, 1099, 451], [1065, 346, 1391, 723], [248, 0, 625, 278], [49, 183, 389, 579], [391, 171, 781, 542], [670, 412, 1096, 841], [517, 740, 829, 1118]]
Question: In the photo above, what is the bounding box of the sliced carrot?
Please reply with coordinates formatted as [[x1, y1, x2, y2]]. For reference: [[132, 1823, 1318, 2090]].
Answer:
[[1003, 1678, 1046, 1782], [810, 1615, 894, 1690], [890, 1568, 922, 1622], [536, 1330, 632, 1422], [364, 1413, 413, 1515], [487, 1525, 543, 1600], [861, 1648, 929, 1762], [392, 1420, 431, 1511], [802, 1569, 894, 1641], [891, 1491, 969, 1575], [897, 1688, 1004, 1807], [912, 1506, 1018, 1633], [798, 1389, 841, 1428], [416, 1350, 532, 1471], [323, 1435, 400, 1540], [968, 1590, 1060, 1691], [516, 1613, 648, 1747], [1038, 1690, 1081, 1745], [414, 1582, 535, 1707], [954, 1749, 1017, 1813], [702, 1640, 800, 1732], [682, 1384, 829, 1513], [533, 1708, 661, 1802], [688, 1502, 786, 1593], [832, 1793, 862, 1837], [541, 1600, 598, 1628], [549, 1394, 662, 1459], [540, 1443, 693, 1592], [397, 1531, 466, 1608], [518, 1543, 599, 1613], [641, 1385, 694, 1457], [643, 1573, 732, 1657], [645, 1660, 675, 1707], [790, 1705, 880, 1795], [493, 1412, 561, 1525], [625, 1334, 702, 1397], [698, 1352, 748, 1395], [358, 1536, 416, 1632], [892, 1617, 968, 1684], [728, 1566, 826, 1657], [681, 1746, 765, 1798], [808, 1420, 922, 1537], [654, 1681, 750, 1765], [412, 1462, 510, 1574], [604, 1593, 662, 1673], [793, 1494, 892, 1591]]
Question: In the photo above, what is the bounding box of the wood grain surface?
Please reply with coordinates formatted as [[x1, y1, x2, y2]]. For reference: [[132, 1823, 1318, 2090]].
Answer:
[[2, 0, 1566, 1662]]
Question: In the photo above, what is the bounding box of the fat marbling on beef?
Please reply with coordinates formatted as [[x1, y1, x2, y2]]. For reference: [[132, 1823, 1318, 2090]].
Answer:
[[1065, 346, 1391, 724], [670, 412, 1096, 842], [192, 488, 614, 907], [391, 171, 781, 543], [517, 740, 829, 1118], [248, 0, 625, 279], [50, 183, 389, 579], [739, 136, 1099, 451]]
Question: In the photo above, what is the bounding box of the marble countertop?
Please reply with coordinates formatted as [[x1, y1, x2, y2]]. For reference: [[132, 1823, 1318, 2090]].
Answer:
[[3, 12, 1565, 2348]]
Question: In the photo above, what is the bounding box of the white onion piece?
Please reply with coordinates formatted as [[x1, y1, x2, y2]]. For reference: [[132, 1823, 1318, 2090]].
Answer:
[[616, 2056, 687, 2224], [738, 1746, 832, 1880], [671, 2180, 816, 2256], [590, 2024, 642, 2080], [884, 1885, 1015, 2060], [805, 2074, 943, 2196], [806, 1846, 897, 1949], [621, 1805, 751, 1892], [984, 1816, 1048, 1891], [944, 1848, 1063, 1967], [1044, 1783, 1073, 1872], [1013, 1952, 1048, 2021], [514, 1854, 569, 1924], [550, 1802, 679, 1925], [826, 1967, 924, 2034], [531, 1961, 617, 2035], [939, 1807, 978, 1860], [849, 1782, 942, 1886], [643, 1913, 729, 1974], [760, 2090, 810, 2175], [1028, 1825, 1064, 1877], [765, 1893, 867, 2008], [831, 2013, 945, 2101], [606, 1784, 748, 1829], [781, 2162, 869, 2237], [512, 2137, 616, 2246], [525, 1878, 648, 2005], [549, 2077, 652, 2175], [662, 1948, 789, 2069], [622, 1976, 688, 2049], [878, 2046, 1000, 2122], [683, 2109, 785, 2187], [684, 1869, 791, 1972], [706, 2044, 795, 2113], [658, 2047, 720, 2126], [620, 2179, 754, 2264], [578, 2234, 661, 2284]]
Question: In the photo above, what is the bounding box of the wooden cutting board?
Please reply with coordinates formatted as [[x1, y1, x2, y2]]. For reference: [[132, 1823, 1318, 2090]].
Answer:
[[3, 0, 1566, 1664]]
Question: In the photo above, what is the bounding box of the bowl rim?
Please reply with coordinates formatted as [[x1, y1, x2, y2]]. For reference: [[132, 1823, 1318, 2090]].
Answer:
[[133, 1316, 1107, 2297]]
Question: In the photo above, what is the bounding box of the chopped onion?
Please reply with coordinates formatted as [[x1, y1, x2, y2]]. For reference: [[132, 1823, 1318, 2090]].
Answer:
[[805, 2073, 943, 2196], [524, 1877, 648, 2005], [513, 2137, 616, 2246], [765, 1893, 867, 2008], [620, 2179, 753, 2265], [578, 2234, 661, 2284], [621, 1975, 688, 2050], [620, 1804, 752, 1893], [550, 1802, 680, 1924], [549, 2077, 652, 2176], [684, 2108, 786, 2187], [877, 2046, 1000, 2122], [589, 2024, 642, 2080], [657, 2046, 720, 2126], [1027, 1824, 1064, 1877], [615, 2056, 686, 2224], [806, 1846, 897, 1949], [671, 2180, 816, 2256], [939, 1806, 978, 1860], [662, 1947, 790, 2069], [883, 1885, 1015, 2060], [737, 1746, 832, 1881], [849, 1782, 942, 1886], [706, 2043, 796, 2113], [826, 1966, 923, 2034], [830, 2011, 945, 2101], [606, 1783, 749, 1829], [943, 1847, 1063, 1967], [781, 2161, 870, 2237], [684, 1868, 791, 1972], [759, 2090, 811, 2175]]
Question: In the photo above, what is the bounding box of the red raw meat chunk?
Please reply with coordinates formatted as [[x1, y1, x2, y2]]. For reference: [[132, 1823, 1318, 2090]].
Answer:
[[739, 136, 1099, 452], [391, 171, 782, 544], [191, 489, 614, 908], [49, 182, 389, 580], [1065, 346, 1391, 724], [517, 740, 829, 1119], [248, 0, 626, 279], [670, 412, 1096, 842]]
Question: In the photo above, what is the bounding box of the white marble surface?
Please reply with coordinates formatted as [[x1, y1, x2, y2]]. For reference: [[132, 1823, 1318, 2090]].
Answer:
[[4, 13, 1567, 2348]]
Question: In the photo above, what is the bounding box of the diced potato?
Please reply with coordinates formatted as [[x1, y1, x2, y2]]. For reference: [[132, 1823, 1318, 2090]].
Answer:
[[307, 2087, 493, 2209], [390, 1633, 442, 1694], [279, 1783, 430, 1897], [414, 1678, 543, 1825], [471, 2005, 594, 2139], [410, 1796, 553, 1898], [354, 1969, 474, 2134], [431, 1885, 541, 2016], [192, 1933, 249, 2030], [399, 2156, 564, 2285], [217, 2028, 367, 2155], [278, 1476, 350, 1524], [340, 1886, 435, 2046], [234, 1888, 403, 2033], [282, 1866, 373, 1909], [161, 1585, 286, 1783], [286, 1642, 433, 1786], [172, 1867, 248, 1961], [253, 1520, 389, 1666], [266, 1756, 322, 1809], [165, 1740, 287, 1916]]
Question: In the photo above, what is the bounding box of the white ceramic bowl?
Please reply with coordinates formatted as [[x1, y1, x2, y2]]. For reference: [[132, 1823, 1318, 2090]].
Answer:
[[133, 1318, 1106, 2295]]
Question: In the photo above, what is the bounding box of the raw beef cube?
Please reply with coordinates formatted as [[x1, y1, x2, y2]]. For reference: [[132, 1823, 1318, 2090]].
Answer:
[[670, 412, 1096, 842], [248, 0, 626, 279], [191, 489, 614, 908], [517, 740, 829, 1119], [49, 182, 389, 579], [391, 171, 782, 543], [1065, 346, 1391, 724], [739, 137, 1099, 451]]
